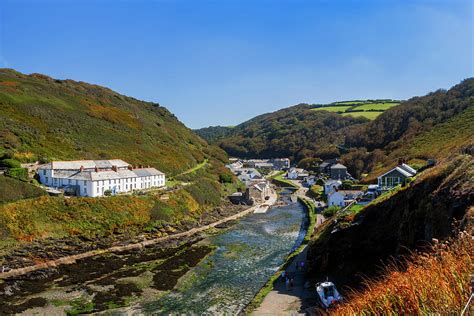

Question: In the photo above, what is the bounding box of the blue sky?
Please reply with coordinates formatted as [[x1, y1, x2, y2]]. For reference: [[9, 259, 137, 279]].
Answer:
[[1, 0, 472, 128]]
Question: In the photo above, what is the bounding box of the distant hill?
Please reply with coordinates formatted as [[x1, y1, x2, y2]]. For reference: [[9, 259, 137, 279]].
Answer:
[[211, 104, 368, 161], [204, 79, 473, 179], [341, 78, 474, 178], [0, 69, 227, 175], [195, 125, 234, 143]]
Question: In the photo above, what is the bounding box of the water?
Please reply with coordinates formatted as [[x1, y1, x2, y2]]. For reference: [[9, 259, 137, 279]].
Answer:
[[140, 199, 307, 314]]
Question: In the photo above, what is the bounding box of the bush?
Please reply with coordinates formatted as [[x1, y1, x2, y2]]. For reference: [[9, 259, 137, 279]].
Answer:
[[1, 158, 21, 168], [322, 205, 340, 217], [219, 173, 233, 184], [104, 189, 112, 196], [5, 168, 28, 180], [341, 180, 353, 189]]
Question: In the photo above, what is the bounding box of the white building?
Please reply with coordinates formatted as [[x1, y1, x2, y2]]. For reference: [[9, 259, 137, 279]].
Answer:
[[327, 190, 364, 207], [287, 168, 309, 180], [38, 159, 165, 197], [324, 180, 342, 195]]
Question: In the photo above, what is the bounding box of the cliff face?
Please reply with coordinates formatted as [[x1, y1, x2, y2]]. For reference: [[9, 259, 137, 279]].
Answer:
[[306, 154, 473, 288]]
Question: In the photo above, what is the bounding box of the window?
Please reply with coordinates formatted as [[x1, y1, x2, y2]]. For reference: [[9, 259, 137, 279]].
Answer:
[[97, 186, 99, 193], [45, 177, 49, 183], [84, 187, 87, 194], [83, 180, 86, 185], [43, 170, 46, 175]]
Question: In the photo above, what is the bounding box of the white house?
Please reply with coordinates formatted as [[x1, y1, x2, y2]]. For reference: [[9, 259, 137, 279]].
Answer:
[[324, 180, 342, 195], [327, 190, 364, 207], [287, 168, 309, 180], [377, 163, 416, 191], [38, 159, 165, 197]]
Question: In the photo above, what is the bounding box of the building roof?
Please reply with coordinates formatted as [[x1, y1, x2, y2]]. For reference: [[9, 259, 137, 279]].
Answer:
[[132, 168, 165, 177], [378, 166, 414, 179], [39, 159, 130, 170], [330, 163, 347, 170], [399, 163, 417, 176], [325, 179, 342, 185]]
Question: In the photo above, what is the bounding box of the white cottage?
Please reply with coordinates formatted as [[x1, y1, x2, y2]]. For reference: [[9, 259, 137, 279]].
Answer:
[[38, 159, 165, 197]]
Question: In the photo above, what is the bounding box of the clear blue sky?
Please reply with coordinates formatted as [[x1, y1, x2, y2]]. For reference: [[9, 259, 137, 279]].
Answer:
[[1, 0, 472, 128]]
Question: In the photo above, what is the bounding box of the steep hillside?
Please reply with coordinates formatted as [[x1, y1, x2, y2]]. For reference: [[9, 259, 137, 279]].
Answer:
[[341, 78, 474, 178], [215, 104, 367, 161], [306, 152, 473, 288], [0, 69, 227, 175]]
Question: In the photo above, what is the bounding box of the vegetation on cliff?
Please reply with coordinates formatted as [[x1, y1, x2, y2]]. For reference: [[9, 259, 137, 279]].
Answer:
[[333, 229, 472, 314]]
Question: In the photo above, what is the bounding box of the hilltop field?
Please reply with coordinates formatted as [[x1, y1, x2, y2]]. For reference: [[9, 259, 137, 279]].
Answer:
[[311, 100, 400, 119]]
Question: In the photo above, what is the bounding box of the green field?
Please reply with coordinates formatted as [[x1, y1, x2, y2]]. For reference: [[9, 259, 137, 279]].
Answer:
[[312, 106, 352, 112], [342, 111, 384, 120], [333, 101, 365, 105], [353, 102, 400, 111]]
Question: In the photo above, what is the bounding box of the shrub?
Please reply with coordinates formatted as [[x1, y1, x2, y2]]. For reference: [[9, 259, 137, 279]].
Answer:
[[219, 173, 233, 184], [1, 158, 21, 168], [5, 167, 28, 180], [322, 205, 340, 217], [104, 189, 112, 196], [340, 180, 353, 189]]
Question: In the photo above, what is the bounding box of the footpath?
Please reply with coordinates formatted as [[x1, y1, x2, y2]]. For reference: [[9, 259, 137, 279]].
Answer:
[[0, 195, 277, 280]]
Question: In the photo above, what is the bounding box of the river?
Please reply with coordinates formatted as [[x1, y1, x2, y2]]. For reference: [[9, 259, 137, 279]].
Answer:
[[1, 191, 307, 315], [138, 198, 306, 314]]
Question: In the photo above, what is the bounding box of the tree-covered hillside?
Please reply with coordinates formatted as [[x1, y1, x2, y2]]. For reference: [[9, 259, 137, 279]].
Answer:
[[0, 69, 227, 175], [214, 104, 368, 161], [194, 125, 234, 143]]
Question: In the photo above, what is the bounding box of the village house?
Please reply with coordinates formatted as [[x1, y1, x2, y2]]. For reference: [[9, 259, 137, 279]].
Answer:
[[287, 168, 309, 180], [377, 163, 416, 191], [234, 168, 263, 186], [303, 175, 317, 187], [327, 190, 364, 207], [324, 179, 342, 195], [330, 163, 350, 180], [38, 159, 165, 197]]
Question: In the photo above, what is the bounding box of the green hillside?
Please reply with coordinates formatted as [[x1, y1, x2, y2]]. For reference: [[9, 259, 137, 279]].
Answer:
[[0, 69, 227, 175], [214, 104, 368, 161]]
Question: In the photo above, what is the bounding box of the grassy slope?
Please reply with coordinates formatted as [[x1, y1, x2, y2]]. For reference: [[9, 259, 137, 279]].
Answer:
[[342, 111, 383, 120], [0, 176, 46, 204], [0, 69, 240, 249], [363, 104, 474, 182], [0, 69, 227, 175]]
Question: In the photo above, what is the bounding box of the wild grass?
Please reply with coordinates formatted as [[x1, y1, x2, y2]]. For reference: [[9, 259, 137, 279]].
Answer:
[[0, 175, 46, 204], [333, 230, 473, 315]]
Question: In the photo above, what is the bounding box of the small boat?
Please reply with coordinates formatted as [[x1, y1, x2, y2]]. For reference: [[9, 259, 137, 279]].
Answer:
[[316, 281, 343, 308]]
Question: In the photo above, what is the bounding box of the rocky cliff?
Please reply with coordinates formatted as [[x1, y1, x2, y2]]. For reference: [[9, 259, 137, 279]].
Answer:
[[306, 152, 473, 288]]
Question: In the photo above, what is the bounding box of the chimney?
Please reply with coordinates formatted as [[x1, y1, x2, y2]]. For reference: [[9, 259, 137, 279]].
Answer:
[[398, 158, 405, 165], [128, 165, 133, 171], [80, 166, 84, 172], [112, 165, 117, 172], [139, 164, 143, 169], [95, 166, 98, 172]]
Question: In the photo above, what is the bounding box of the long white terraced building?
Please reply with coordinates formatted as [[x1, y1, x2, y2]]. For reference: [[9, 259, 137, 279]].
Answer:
[[38, 159, 165, 197]]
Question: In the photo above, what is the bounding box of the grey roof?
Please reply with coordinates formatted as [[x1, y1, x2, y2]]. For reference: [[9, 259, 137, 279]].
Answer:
[[319, 162, 330, 168], [39, 159, 130, 170], [330, 163, 347, 169], [399, 163, 417, 176], [132, 168, 164, 177]]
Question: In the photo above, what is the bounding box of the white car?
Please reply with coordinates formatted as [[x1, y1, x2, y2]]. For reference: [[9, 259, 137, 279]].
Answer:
[[316, 281, 343, 308]]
